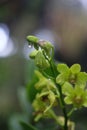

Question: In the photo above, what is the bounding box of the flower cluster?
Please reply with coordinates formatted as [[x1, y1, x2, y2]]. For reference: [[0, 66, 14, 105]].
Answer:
[[56, 64, 87, 108], [27, 35, 54, 70], [27, 35, 87, 130], [32, 70, 58, 121]]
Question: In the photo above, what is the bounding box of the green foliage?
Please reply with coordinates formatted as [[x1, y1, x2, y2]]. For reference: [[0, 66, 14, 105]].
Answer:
[[26, 74, 38, 103], [20, 35, 87, 130], [20, 122, 38, 130]]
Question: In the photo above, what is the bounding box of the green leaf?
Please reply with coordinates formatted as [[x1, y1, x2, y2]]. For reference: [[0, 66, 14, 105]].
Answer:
[[18, 87, 32, 114], [25, 60, 36, 83], [20, 122, 38, 130], [70, 64, 81, 74], [57, 64, 69, 73], [26, 74, 38, 103], [44, 61, 58, 78]]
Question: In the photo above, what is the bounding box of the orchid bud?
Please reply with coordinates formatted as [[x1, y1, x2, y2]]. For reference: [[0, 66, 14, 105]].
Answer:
[[38, 40, 53, 57], [27, 35, 39, 49], [35, 51, 50, 69], [29, 50, 38, 59]]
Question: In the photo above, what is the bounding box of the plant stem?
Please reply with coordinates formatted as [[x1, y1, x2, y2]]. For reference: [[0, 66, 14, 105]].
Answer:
[[43, 51, 68, 130], [49, 59, 68, 130], [58, 84, 68, 130]]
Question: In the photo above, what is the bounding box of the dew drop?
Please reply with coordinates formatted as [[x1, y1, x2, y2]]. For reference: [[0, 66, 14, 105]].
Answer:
[[28, 45, 32, 48], [28, 43, 32, 48]]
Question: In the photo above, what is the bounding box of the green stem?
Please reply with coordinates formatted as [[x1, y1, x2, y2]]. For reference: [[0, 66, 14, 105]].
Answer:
[[58, 84, 68, 130], [49, 60, 68, 130], [42, 50, 57, 77], [50, 59, 58, 77], [43, 51, 68, 130]]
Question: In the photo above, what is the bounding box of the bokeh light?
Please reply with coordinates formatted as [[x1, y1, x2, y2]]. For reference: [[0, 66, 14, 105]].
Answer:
[[0, 24, 16, 57]]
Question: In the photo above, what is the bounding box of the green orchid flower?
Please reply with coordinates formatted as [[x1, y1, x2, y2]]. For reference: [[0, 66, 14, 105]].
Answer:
[[56, 63, 87, 87], [38, 90, 57, 113], [32, 93, 46, 112], [32, 90, 57, 121], [35, 70, 56, 91], [62, 82, 87, 108], [32, 93, 46, 121]]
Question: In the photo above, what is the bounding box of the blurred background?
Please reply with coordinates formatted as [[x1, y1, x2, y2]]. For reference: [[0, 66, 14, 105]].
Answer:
[[0, 0, 87, 130]]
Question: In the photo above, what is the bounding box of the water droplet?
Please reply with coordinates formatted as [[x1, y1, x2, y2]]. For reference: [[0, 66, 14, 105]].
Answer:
[[28, 43, 32, 48], [28, 45, 32, 48]]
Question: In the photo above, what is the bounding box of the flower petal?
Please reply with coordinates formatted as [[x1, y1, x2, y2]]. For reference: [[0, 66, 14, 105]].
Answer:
[[35, 70, 45, 79], [77, 72, 87, 87], [56, 74, 66, 85], [83, 101, 87, 107], [57, 64, 69, 73], [62, 82, 73, 95], [44, 91, 56, 112], [35, 79, 47, 89], [64, 96, 72, 104], [83, 91, 87, 107], [56, 72, 69, 85], [70, 64, 81, 74]]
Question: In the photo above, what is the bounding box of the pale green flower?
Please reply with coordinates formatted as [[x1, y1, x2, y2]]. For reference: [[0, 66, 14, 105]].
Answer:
[[35, 70, 56, 90], [32, 90, 57, 121], [32, 93, 46, 121], [32, 93, 46, 112], [56, 64, 87, 88], [39, 90, 57, 112], [62, 82, 87, 108]]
